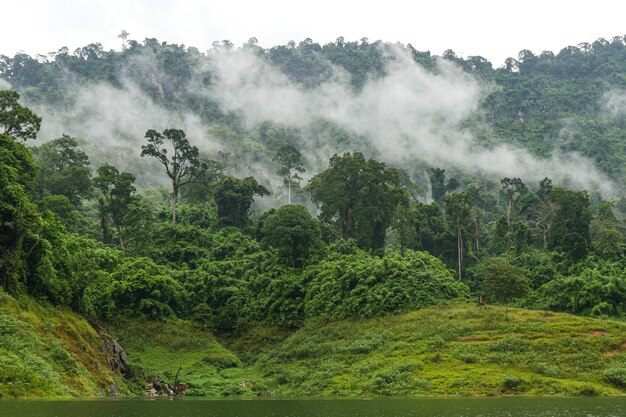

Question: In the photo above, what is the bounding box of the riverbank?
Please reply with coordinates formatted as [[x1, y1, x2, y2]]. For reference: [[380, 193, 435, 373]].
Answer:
[[115, 303, 626, 397], [2, 288, 625, 398]]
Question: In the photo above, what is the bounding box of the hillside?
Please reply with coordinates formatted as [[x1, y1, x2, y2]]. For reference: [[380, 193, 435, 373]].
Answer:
[[0, 289, 140, 398], [2, 287, 625, 398], [116, 303, 626, 397], [2, 35, 626, 190]]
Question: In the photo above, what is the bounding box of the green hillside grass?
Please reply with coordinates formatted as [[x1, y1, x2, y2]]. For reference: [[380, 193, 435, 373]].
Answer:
[[113, 302, 626, 397], [111, 321, 268, 396], [0, 289, 134, 398], [242, 303, 626, 396], [3, 294, 625, 398]]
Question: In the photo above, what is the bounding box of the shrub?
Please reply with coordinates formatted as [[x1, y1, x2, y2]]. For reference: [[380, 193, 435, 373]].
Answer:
[[503, 374, 525, 390], [538, 264, 626, 317], [471, 257, 530, 303], [304, 250, 468, 320], [603, 367, 626, 387]]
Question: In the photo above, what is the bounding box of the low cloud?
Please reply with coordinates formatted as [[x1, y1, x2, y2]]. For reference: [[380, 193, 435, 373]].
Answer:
[[206, 46, 614, 194], [26, 45, 616, 197]]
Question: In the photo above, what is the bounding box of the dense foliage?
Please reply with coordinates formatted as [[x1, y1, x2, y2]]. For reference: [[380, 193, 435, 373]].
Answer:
[[1, 34, 626, 343]]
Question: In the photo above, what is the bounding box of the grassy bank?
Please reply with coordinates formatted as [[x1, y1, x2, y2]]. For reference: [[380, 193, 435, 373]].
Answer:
[[114, 303, 626, 397], [2, 293, 625, 398], [0, 289, 134, 398]]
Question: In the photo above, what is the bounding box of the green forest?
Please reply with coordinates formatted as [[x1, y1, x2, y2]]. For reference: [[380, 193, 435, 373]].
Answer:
[[1, 34, 626, 398]]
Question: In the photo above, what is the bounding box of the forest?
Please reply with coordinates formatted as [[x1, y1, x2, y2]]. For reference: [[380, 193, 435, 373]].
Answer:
[[1, 34, 626, 397]]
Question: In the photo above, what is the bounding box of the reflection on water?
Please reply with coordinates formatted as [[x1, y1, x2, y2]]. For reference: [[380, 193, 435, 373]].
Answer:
[[0, 397, 625, 417]]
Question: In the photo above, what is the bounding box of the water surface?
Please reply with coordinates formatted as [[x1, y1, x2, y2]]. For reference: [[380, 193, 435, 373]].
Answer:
[[0, 397, 625, 417]]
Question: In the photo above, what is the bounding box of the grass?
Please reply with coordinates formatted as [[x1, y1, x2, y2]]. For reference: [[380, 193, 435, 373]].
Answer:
[[3, 293, 625, 398], [0, 289, 134, 398], [111, 320, 267, 396], [224, 302, 626, 397]]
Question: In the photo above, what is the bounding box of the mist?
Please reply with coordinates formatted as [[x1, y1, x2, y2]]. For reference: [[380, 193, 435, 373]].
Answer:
[[205, 46, 615, 195], [26, 44, 616, 200], [603, 89, 626, 117]]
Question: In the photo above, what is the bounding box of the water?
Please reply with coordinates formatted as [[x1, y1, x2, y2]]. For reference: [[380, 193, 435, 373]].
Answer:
[[0, 397, 624, 417]]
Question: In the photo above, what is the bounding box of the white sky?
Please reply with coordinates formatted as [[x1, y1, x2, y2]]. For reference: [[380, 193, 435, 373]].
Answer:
[[1, 0, 625, 66]]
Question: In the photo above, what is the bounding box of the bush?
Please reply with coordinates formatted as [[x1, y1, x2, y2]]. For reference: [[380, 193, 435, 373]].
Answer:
[[538, 263, 626, 317], [503, 374, 525, 390], [304, 250, 468, 321], [603, 367, 626, 387], [107, 258, 186, 319], [471, 257, 530, 303], [260, 204, 321, 266]]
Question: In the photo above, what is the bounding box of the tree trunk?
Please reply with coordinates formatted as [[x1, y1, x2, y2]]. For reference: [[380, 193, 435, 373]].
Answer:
[[172, 184, 178, 225], [474, 215, 480, 254], [346, 208, 353, 239], [507, 197, 512, 227], [288, 174, 292, 205], [117, 226, 125, 250], [100, 200, 110, 244]]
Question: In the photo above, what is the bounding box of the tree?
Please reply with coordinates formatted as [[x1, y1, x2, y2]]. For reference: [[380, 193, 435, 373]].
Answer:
[[94, 163, 136, 249], [0, 90, 42, 141], [501, 177, 527, 227], [390, 202, 417, 255], [118, 30, 130, 50], [306, 152, 406, 251], [261, 205, 321, 265], [274, 144, 305, 204], [429, 168, 459, 205], [474, 258, 530, 303], [590, 201, 625, 260], [215, 176, 269, 228], [33, 134, 92, 206], [548, 187, 592, 259], [413, 201, 448, 257], [180, 158, 224, 223], [429, 168, 446, 204], [0, 133, 39, 292], [444, 191, 472, 280], [141, 128, 207, 224]]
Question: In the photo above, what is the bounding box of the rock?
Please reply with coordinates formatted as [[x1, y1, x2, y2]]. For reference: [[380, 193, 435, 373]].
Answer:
[[151, 376, 174, 396], [103, 337, 130, 375], [108, 383, 119, 396]]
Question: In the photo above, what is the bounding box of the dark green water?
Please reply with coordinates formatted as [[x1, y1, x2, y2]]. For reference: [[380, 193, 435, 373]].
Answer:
[[0, 398, 625, 417]]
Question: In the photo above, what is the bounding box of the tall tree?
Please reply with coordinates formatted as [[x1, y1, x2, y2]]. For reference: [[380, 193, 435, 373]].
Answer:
[[306, 152, 406, 251], [94, 163, 136, 249], [274, 144, 305, 204], [32, 134, 92, 206], [118, 30, 130, 50], [429, 168, 459, 205], [0, 90, 41, 141], [548, 187, 592, 259], [215, 176, 269, 228], [501, 177, 527, 227], [444, 191, 472, 280], [429, 168, 446, 204], [141, 128, 206, 224], [261, 204, 321, 266]]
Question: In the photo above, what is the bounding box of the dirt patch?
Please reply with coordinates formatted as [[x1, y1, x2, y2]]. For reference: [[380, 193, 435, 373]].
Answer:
[[589, 330, 607, 336], [603, 351, 617, 358], [458, 335, 490, 343], [620, 342, 626, 350]]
